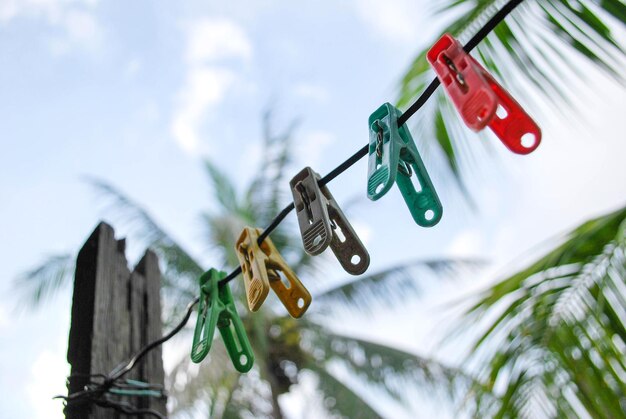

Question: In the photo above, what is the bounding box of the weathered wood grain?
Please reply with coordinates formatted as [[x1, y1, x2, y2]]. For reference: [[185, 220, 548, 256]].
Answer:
[[66, 222, 167, 418]]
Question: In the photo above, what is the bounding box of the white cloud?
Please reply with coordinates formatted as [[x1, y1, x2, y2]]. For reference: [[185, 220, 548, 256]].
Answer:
[[239, 141, 263, 175], [27, 350, 68, 419], [184, 18, 252, 65], [352, 0, 421, 42], [125, 57, 142, 78], [0, 303, 6, 329], [293, 83, 330, 103], [446, 228, 484, 257], [0, 0, 18, 21], [0, 0, 102, 54], [172, 67, 236, 153], [295, 130, 335, 167], [171, 18, 252, 154], [63, 9, 100, 46]]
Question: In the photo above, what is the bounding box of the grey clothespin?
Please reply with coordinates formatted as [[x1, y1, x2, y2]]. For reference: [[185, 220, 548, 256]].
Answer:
[[290, 167, 370, 275]]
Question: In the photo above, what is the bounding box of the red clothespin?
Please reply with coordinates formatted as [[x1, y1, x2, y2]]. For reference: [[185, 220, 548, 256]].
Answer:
[[427, 33, 541, 154]]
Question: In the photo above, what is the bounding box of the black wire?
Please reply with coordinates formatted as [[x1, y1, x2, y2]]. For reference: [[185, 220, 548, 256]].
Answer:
[[60, 0, 526, 407], [463, 0, 524, 53], [219, 0, 526, 285], [126, 0, 527, 363], [397, 78, 441, 127], [107, 297, 199, 382], [257, 203, 296, 243], [218, 202, 297, 286], [398, 0, 524, 126], [319, 145, 369, 186], [91, 397, 166, 419]]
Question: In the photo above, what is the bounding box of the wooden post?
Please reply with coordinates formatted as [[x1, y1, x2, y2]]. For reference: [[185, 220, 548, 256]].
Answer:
[[65, 222, 167, 418]]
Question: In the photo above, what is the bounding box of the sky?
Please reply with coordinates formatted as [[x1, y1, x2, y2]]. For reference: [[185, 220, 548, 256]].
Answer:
[[0, 0, 625, 418]]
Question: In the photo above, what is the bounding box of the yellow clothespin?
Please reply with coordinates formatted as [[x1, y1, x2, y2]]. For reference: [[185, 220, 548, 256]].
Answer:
[[235, 227, 312, 318]]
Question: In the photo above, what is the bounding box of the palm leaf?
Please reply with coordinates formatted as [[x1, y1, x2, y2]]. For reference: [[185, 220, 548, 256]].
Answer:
[[245, 110, 298, 226], [305, 362, 383, 418], [397, 0, 626, 191], [86, 177, 204, 280], [167, 341, 236, 418], [466, 205, 626, 313], [85, 177, 206, 321], [300, 322, 479, 407], [13, 253, 75, 309], [460, 205, 626, 417], [314, 258, 484, 313], [203, 160, 240, 214]]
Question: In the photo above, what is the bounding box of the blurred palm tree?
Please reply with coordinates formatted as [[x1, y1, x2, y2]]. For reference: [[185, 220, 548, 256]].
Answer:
[[397, 0, 625, 194], [395, 1, 626, 417], [17, 113, 480, 417], [458, 205, 626, 417], [16, 0, 626, 417]]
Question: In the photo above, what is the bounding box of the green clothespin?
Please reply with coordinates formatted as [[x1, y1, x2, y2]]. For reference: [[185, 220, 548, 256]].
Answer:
[[367, 102, 443, 227], [191, 269, 254, 373]]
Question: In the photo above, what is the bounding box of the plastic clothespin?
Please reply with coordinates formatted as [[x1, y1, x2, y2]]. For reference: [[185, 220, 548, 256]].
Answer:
[[191, 268, 254, 373], [367, 102, 443, 227], [235, 227, 312, 317], [427, 33, 541, 154], [290, 167, 370, 275]]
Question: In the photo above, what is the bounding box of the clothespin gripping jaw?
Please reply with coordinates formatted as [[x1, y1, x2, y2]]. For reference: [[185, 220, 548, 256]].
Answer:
[[235, 227, 312, 318], [367, 103, 443, 227], [290, 168, 332, 255], [191, 269, 223, 363], [235, 228, 271, 312], [290, 167, 370, 275], [427, 33, 498, 131], [367, 106, 399, 201], [191, 269, 255, 373], [427, 33, 541, 154]]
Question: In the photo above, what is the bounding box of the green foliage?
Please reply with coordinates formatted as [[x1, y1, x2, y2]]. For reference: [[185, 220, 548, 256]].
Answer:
[[16, 2, 626, 416], [13, 253, 74, 309], [460, 205, 626, 417], [315, 257, 484, 314], [300, 322, 475, 404], [305, 365, 383, 418], [397, 0, 626, 191], [15, 115, 476, 417]]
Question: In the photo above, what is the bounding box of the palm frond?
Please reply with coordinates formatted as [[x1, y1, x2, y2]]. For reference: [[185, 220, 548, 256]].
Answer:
[[467, 205, 626, 312], [167, 342, 235, 418], [304, 362, 383, 419], [300, 323, 479, 407], [200, 212, 250, 270], [199, 113, 316, 276], [460, 205, 626, 418], [85, 177, 207, 322], [313, 258, 484, 314], [203, 160, 240, 214], [13, 253, 75, 309], [85, 177, 204, 282], [397, 0, 626, 191], [245, 111, 298, 226]]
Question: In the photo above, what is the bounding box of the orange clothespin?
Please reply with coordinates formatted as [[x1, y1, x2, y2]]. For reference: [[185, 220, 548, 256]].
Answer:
[[235, 227, 312, 318]]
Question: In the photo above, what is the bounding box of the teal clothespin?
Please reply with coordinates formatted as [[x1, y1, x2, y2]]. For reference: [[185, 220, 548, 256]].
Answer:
[[191, 269, 254, 373], [367, 102, 443, 227]]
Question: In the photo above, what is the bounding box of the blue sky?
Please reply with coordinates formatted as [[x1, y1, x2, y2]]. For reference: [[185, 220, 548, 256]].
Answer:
[[0, 0, 625, 418]]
